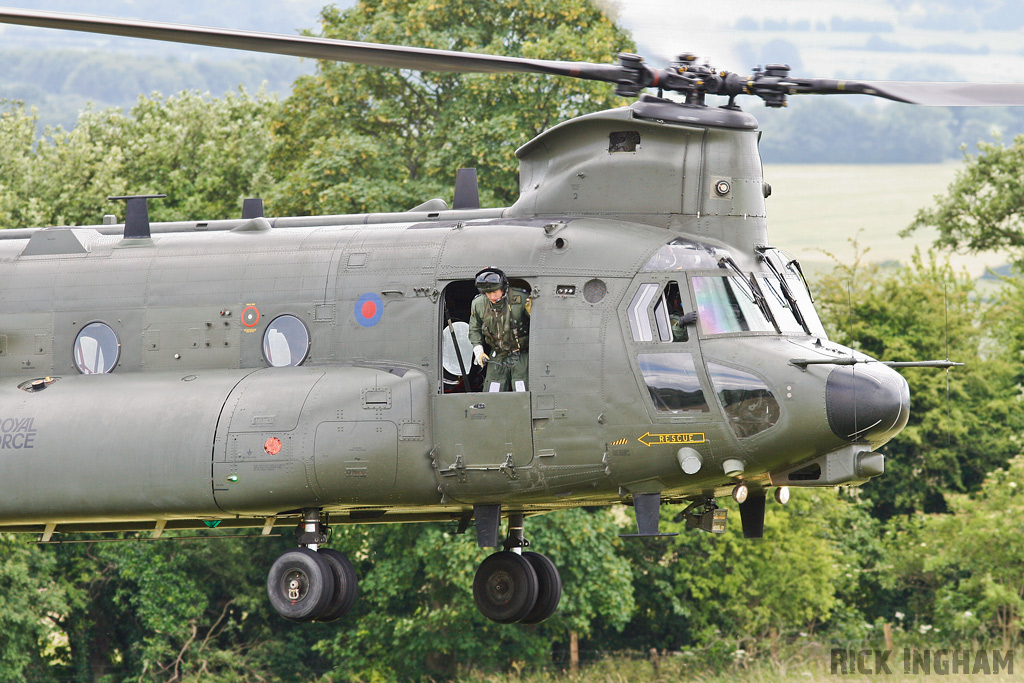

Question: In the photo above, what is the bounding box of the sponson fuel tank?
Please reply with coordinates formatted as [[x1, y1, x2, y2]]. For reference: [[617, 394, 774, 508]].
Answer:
[[0, 366, 434, 524]]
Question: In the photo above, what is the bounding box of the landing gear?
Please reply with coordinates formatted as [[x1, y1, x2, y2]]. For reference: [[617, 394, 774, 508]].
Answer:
[[316, 548, 359, 622], [472, 511, 562, 624], [473, 552, 539, 623], [266, 509, 359, 623], [267, 548, 336, 622], [521, 551, 562, 624]]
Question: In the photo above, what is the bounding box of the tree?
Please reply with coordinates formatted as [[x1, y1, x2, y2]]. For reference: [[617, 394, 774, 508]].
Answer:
[[0, 89, 278, 230], [904, 134, 1024, 268], [315, 509, 634, 680], [813, 243, 1024, 519], [0, 535, 67, 682], [601, 490, 849, 669], [0, 99, 46, 229], [884, 456, 1024, 649], [46, 533, 331, 683], [265, 0, 634, 216]]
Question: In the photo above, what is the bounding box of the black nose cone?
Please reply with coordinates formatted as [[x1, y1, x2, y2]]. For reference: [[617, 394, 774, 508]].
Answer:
[[826, 364, 910, 445]]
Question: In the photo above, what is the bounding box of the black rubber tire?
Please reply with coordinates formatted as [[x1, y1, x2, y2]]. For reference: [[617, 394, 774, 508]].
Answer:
[[315, 548, 359, 622], [473, 551, 539, 624], [266, 548, 336, 623], [520, 551, 562, 624]]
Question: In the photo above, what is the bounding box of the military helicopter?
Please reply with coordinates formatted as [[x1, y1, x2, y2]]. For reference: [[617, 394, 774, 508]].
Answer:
[[0, 7, 1018, 626]]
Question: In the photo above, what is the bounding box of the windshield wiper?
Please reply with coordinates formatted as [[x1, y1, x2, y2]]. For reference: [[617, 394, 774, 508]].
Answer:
[[786, 258, 815, 302], [757, 250, 809, 334], [719, 256, 776, 331]]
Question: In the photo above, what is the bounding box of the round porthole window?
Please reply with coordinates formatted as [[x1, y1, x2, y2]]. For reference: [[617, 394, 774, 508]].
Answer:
[[73, 322, 120, 374], [263, 315, 311, 367]]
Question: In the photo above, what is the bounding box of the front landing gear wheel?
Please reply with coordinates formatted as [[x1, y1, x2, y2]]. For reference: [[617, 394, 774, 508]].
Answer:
[[315, 548, 359, 622], [520, 551, 561, 624], [473, 551, 539, 624], [267, 548, 336, 622]]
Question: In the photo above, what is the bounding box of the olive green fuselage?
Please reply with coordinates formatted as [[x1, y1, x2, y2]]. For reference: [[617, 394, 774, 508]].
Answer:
[[0, 104, 901, 532]]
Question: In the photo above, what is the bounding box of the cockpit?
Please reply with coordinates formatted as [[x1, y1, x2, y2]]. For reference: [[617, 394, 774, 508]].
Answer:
[[640, 237, 826, 339], [626, 237, 826, 441]]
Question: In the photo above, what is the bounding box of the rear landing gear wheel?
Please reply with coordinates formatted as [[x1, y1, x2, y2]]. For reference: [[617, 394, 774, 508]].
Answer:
[[520, 551, 561, 624], [315, 548, 359, 622], [267, 548, 336, 622], [473, 551, 539, 624]]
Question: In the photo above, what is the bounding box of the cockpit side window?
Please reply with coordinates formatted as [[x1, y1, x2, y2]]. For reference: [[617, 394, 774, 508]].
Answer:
[[627, 283, 660, 342], [638, 353, 709, 414], [654, 282, 689, 343], [629, 282, 694, 344], [692, 275, 775, 335], [707, 362, 780, 438]]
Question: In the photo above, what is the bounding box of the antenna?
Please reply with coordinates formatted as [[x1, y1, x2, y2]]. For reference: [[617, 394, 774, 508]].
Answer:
[[848, 282, 858, 436], [108, 194, 166, 239], [944, 283, 952, 447], [453, 168, 480, 210]]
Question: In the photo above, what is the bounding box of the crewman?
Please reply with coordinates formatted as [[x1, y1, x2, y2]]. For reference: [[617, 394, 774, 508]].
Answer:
[[468, 267, 531, 392]]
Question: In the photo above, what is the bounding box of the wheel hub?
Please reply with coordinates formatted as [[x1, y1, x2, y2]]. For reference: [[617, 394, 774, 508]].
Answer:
[[283, 568, 309, 603], [486, 570, 514, 604]]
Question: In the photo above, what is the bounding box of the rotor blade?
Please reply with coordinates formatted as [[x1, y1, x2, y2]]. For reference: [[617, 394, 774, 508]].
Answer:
[[0, 7, 625, 83], [784, 78, 1024, 106]]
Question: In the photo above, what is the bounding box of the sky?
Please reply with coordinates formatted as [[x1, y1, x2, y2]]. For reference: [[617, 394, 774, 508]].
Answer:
[[611, 0, 1024, 83], [3, 0, 1024, 84]]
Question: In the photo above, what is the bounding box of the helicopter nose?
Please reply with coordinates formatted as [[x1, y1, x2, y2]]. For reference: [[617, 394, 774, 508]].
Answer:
[[825, 364, 910, 445]]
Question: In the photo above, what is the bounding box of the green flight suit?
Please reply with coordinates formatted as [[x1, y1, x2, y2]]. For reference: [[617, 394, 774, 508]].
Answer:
[[468, 287, 530, 391]]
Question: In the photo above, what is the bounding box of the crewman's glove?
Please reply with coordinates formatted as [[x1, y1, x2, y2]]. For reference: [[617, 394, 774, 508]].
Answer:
[[473, 345, 489, 367]]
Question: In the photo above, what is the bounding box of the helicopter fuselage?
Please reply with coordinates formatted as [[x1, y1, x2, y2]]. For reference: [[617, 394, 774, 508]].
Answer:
[[0, 101, 909, 535]]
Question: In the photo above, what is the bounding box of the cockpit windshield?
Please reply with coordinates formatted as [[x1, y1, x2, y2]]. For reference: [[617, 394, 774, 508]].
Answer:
[[692, 275, 775, 335], [643, 238, 828, 338], [760, 248, 827, 338], [757, 275, 803, 333]]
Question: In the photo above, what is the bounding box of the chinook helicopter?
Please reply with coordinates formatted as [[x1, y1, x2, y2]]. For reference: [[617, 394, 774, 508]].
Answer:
[[1, 7, 1019, 626]]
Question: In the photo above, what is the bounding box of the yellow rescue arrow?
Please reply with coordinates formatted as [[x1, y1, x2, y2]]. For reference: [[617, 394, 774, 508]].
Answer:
[[638, 432, 706, 447]]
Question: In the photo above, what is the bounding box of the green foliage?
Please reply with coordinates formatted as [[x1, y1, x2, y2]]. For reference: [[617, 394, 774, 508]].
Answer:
[[884, 456, 1024, 649], [905, 134, 1024, 267], [115, 90, 278, 222], [0, 89, 277, 230], [988, 271, 1024, 386], [315, 510, 634, 681], [29, 533, 331, 683], [265, 0, 634, 215], [813, 243, 1023, 518], [604, 491, 851, 667], [0, 100, 45, 229], [0, 535, 66, 682]]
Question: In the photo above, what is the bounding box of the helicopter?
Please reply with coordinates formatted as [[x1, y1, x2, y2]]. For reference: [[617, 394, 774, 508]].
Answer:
[[0, 7, 1017, 627]]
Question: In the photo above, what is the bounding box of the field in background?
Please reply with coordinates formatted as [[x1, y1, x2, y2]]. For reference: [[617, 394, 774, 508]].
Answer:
[[762, 163, 1006, 279]]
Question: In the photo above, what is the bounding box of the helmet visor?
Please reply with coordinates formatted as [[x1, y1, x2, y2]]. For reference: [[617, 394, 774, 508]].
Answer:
[[475, 271, 504, 293]]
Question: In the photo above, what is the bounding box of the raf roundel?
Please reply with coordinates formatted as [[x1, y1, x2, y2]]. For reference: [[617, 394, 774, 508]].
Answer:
[[355, 292, 383, 327]]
